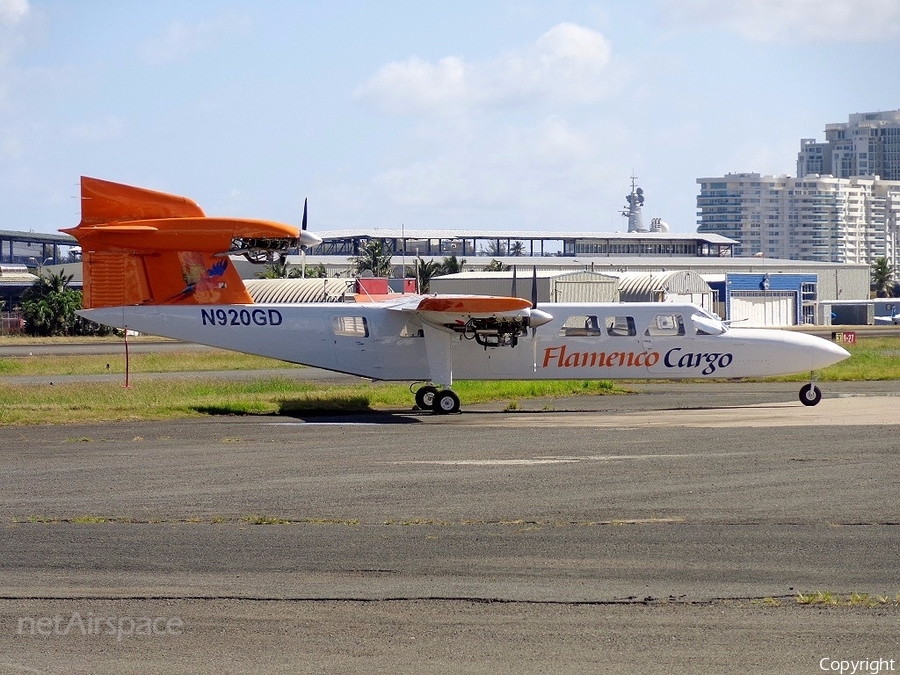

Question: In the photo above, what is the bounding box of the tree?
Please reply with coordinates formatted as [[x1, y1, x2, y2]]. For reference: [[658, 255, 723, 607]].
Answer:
[[871, 257, 893, 297], [408, 256, 442, 293], [509, 241, 526, 257], [439, 254, 466, 275], [304, 262, 328, 278], [257, 259, 302, 279], [483, 259, 508, 272], [480, 240, 506, 257], [351, 239, 394, 278], [258, 259, 329, 279], [19, 271, 100, 337]]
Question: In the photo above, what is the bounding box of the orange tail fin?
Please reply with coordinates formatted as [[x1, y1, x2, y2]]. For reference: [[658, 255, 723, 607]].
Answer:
[[62, 177, 300, 308]]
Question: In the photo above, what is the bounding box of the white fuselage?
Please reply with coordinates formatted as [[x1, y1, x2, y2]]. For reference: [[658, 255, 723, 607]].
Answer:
[[81, 301, 849, 383]]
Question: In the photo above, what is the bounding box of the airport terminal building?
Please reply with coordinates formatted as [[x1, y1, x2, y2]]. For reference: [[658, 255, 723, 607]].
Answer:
[[1, 227, 872, 329]]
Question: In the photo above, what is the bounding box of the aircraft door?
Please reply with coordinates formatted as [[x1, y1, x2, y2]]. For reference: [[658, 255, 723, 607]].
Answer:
[[642, 312, 687, 375], [331, 313, 381, 378]]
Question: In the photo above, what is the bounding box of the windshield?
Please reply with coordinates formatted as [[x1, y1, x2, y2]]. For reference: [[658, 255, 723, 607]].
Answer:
[[690, 309, 727, 336]]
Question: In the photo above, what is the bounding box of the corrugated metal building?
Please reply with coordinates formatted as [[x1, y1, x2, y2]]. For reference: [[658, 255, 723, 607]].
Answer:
[[430, 270, 620, 303], [615, 271, 713, 309], [244, 278, 356, 303]]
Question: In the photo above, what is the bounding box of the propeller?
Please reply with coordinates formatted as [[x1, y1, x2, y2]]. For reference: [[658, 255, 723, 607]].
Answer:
[[527, 266, 553, 372], [296, 197, 323, 278], [300, 198, 307, 278]]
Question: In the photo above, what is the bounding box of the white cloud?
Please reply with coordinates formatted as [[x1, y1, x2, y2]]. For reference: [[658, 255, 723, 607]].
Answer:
[[0, 0, 28, 26], [371, 114, 627, 229], [138, 12, 251, 65], [356, 56, 471, 115], [356, 22, 615, 115], [660, 0, 900, 43]]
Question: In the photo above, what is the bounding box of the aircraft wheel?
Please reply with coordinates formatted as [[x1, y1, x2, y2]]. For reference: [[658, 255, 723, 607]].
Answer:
[[414, 385, 439, 410], [433, 390, 460, 415], [799, 383, 822, 406]]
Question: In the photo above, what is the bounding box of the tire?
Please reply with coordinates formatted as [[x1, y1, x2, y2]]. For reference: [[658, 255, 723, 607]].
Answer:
[[433, 390, 460, 415], [414, 385, 438, 410], [799, 383, 822, 406]]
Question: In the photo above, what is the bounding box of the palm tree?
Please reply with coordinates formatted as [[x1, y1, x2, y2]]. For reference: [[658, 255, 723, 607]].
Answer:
[[480, 240, 506, 257], [483, 259, 508, 272], [257, 259, 300, 279], [408, 256, 442, 293], [19, 271, 83, 336], [871, 257, 893, 297], [439, 254, 466, 275], [304, 263, 328, 278], [509, 241, 526, 257], [351, 239, 394, 278]]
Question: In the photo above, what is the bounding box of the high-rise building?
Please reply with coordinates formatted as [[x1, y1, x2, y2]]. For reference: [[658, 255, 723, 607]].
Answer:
[[696, 172, 900, 265], [798, 110, 900, 181]]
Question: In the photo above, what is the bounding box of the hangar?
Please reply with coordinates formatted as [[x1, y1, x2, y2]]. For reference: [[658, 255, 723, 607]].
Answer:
[[615, 270, 713, 310], [429, 270, 620, 303]]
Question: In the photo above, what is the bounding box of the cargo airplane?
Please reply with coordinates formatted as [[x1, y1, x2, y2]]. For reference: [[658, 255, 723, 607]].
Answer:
[[64, 177, 850, 414]]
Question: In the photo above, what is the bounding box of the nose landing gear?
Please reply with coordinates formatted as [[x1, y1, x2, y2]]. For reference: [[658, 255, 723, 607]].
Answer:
[[799, 382, 822, 406]]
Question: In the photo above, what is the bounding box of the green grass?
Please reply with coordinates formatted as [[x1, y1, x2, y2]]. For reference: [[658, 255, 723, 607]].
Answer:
[[769, 336, 900, 381], [0, 367, 618, 425], [0, 348, 297, 376]]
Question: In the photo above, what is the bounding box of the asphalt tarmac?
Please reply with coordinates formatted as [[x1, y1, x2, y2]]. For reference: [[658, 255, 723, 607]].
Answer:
[[1, 380, 899, 674]]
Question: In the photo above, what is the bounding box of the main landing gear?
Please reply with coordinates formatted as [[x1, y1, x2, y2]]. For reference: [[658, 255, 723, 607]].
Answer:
[[413, 384, 461, 414]]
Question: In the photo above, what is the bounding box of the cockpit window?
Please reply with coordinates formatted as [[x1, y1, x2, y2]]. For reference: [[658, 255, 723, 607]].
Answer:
[[691, 310, 727, 336], [645, 314, 686, 336]]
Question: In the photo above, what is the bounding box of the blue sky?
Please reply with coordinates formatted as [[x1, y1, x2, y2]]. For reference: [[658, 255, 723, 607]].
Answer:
[[2, 0, 899, 236]]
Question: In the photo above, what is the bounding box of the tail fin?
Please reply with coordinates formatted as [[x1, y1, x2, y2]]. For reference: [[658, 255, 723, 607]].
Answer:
[[62, 177, 300, 308]]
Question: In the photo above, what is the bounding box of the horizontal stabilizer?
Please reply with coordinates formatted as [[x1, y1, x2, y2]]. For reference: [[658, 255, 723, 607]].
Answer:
[[78, 176, 205, 225]]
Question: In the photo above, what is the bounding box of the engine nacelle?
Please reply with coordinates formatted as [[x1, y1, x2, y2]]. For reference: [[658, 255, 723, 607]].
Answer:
[[460, 316, 529, 349]]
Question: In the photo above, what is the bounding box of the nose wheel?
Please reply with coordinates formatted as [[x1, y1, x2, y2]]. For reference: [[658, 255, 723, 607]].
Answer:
[[799, 382, 822, 406], [413, 384, 460, 414]]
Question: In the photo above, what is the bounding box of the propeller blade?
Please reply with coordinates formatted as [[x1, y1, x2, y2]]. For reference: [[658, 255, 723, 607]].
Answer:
[[297, 197, 322, 249], [531, 266, 538, 308], [511, 265, 517, 299]]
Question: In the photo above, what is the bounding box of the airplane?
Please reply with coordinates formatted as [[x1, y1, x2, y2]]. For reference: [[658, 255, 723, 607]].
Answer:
[[63, 177, 851, 414]]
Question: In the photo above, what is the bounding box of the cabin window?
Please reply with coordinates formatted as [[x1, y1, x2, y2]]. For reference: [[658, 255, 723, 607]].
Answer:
[[558, 315, 603, 337], [605, 315, 636, 337], [645, 313, 686, 336], [333, 316, 369, 337]]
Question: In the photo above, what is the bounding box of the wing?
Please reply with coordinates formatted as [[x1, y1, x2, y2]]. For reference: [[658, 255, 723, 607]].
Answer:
[[388, 294, 552, 348]]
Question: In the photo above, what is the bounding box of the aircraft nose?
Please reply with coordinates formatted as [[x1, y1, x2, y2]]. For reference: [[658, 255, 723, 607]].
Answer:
[[810, 337, 851, 369]]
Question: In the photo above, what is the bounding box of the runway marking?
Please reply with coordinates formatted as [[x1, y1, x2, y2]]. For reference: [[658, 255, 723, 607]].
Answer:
[[393, 458, 579, 466], [264, 422, 382, 426], [450, 397, 900, 429], [391, 453, 729, 467]]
